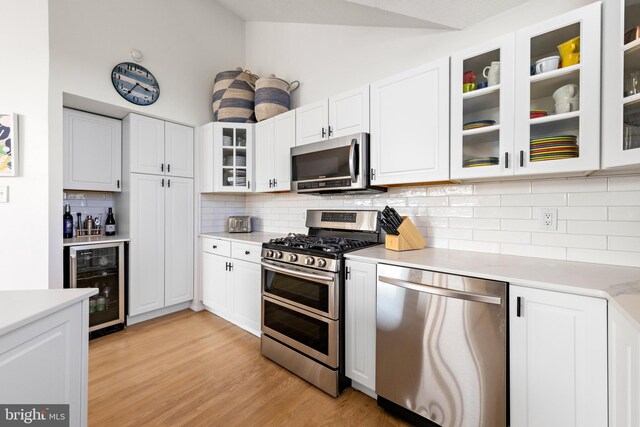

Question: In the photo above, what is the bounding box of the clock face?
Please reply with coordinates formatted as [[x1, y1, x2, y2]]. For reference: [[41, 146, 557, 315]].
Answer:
[[111, 62, 160, 106]]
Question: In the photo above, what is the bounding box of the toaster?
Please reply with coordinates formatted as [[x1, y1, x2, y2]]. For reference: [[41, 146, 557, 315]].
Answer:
[[228, 216, 252, 233]]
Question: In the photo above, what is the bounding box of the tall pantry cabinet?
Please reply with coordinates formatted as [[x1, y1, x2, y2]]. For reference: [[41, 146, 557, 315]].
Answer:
[[117, 114, 194, 319]]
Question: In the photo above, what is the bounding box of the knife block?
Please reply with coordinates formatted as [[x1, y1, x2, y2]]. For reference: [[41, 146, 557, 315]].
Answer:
[[385, 217, 426, 251]]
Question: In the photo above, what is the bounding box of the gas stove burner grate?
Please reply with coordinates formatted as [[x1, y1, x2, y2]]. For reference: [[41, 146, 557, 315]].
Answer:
[[267, 235, 375, 254]]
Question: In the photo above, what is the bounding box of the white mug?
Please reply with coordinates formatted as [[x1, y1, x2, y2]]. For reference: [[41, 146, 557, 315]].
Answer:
[[483, 61, 501, 86], [535, 56, 560, 74], [553, 84, 579, 102], [555, 97, 579, 114]]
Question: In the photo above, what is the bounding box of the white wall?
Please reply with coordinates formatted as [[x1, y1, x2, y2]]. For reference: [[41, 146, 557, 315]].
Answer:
[[49, 0, 246, 127], [245, 0, 593, 106], [0, 0, 51, 289]]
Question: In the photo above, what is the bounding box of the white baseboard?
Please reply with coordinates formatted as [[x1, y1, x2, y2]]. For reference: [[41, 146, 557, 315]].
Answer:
[[189, 301, 205, 312], [127, 302, 191, 326], [351, 381, 376, 399]]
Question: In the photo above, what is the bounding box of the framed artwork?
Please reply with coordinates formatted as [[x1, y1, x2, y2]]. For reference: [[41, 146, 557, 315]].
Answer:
[[0, 113, 17, 176]]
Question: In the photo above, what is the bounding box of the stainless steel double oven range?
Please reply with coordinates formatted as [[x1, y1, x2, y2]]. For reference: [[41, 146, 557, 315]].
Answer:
[[260, 210, 381, 397]]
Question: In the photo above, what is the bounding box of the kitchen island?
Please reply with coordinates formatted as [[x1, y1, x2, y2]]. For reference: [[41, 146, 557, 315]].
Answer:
[[0, 289, 96, 427]]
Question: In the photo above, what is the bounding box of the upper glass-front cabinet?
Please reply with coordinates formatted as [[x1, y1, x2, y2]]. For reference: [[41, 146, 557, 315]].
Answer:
[[213, 123, 254, 192], [514, 2, 601, 176], [603, 0, 640, 169], [451, 35, 515, 180]]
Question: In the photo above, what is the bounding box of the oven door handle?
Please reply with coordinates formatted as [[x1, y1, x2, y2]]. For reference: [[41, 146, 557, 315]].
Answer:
[[348, 138, 358, 183], [261, 261, 335, 283]]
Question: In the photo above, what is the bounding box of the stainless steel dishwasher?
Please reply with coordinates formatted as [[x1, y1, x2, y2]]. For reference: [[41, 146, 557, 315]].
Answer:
[[376, 263, 507, 427]]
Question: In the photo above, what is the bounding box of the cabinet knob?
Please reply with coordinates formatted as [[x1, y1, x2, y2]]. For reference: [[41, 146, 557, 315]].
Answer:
[[245, 250, 250, 255], [269, 179, 273, 188], [328, 126, 333, 137], [212, 245, 217, 249], [321, 127, 326, 138]]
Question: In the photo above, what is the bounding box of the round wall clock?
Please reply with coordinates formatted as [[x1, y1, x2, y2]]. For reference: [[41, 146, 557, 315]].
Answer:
[[111, 62, 160, 106]]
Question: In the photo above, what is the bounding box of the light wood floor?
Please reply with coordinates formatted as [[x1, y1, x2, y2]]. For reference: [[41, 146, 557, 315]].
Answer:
[[88, 310, 409, 426]]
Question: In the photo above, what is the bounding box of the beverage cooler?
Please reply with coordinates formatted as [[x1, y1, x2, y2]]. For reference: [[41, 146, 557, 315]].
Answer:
[[65, 242, 126, 336]]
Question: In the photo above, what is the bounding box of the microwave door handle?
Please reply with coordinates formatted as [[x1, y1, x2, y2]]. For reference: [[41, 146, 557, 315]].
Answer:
[[349, 139, 358, 183], [261, 261, 334, 283]]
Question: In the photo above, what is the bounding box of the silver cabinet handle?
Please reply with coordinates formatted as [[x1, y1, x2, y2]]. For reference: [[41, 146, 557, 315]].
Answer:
[[378, 276, 502, 305]]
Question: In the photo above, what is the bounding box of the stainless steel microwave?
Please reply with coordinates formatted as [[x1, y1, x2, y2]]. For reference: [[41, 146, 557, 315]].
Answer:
[[290, 133, 386, 194]]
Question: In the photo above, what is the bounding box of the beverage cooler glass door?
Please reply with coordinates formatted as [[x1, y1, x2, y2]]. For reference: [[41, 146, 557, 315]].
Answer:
[[70, 242, 125, 331]]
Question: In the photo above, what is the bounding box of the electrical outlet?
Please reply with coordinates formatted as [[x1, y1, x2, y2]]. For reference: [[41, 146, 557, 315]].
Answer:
[[540, 208, 557, 230], [0, 185, 8, 203]]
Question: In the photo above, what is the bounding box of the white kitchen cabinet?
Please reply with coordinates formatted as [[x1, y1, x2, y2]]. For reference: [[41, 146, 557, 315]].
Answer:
[[127, 173, 194, 317], [165, 122, 194, 178], [0, 294, 91, 427], [201, 238, 262, 336], [295, 85, 369, 146], [128, 173, 166, 316], [608, 304, 640, 427], [345, 259, 377, 395], [127, 114, 194, 177], [602, 0, 640, 170], [213, 122, 254, 192], [202, 251, 232, 317], [370, 58, 450, 185], [514, 2, 601, 176], [197, 122, 214, 193], [450, 35, 516, 180], [509, 285, 607, 427], [164, 176, 194, 306], [255, 110, 295, 192], [63, 108, 122, 192]]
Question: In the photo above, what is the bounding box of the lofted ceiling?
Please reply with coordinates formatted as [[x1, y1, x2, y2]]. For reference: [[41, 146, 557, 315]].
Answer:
[[216, 0, 531, 30]]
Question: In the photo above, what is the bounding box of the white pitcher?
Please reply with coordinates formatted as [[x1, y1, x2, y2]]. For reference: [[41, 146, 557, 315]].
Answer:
[[483, 61, 501, 86]]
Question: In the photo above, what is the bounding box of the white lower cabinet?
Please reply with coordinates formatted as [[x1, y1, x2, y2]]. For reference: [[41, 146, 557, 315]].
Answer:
[[345, 260, 377, 395], [202, 238, 261, 336], [509, 285, 607, 427], [608, 304, 640, 427]]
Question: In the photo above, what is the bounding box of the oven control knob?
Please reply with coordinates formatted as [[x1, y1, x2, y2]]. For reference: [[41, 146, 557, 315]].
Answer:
[[274, 251, 283, 259], [288, 254, 298, 262], [317, 259, 326, 268], [305, 256, 315, 265], [266, 250, 274, 258]]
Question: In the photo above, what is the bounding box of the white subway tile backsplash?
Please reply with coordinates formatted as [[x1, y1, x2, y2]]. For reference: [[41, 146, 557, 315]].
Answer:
[[474, 207, 532, 219], [474, 181, 531, 195], [449, 195, 500, 207], [608, 175, 640, 191], [474, 230, 531, 244], [608, 207, 640, 221], [501, 193, 567, 207], [567, 248, 640, 267], [532, 177, 607, 193], [608, 236, 640, 252], [568, 191, 640, 206], [531, 233, 607, 249], [500, 243, 566, 260], [190, 173, 640, 268]]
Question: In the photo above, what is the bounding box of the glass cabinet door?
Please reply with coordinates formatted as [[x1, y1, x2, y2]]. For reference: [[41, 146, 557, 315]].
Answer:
[[219, 125, 250, 191], [73, 245, 122, 328]]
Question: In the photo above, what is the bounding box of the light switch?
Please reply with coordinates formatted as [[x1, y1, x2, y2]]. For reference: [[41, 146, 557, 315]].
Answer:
[[0, 185, 8, 203]]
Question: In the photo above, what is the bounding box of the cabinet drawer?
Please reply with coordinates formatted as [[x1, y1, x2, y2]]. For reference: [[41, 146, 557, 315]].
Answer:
[[231, 242, 261, 264], [202, 238, 231, 257]]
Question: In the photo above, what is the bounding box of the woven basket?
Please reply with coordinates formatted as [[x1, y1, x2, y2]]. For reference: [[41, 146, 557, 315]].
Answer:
[[212, 68, 258, 123], [255, 75, 300, 122]]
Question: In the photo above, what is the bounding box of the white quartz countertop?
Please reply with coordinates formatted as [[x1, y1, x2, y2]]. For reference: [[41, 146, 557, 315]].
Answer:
[[346, 246, 640, 326], [63, 235, 130, 247], [0, 289, 98, 336], [199, 232, 286, 245]]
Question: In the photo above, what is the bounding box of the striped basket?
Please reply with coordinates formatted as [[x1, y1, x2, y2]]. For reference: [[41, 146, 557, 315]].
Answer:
[[212, 68, 258, 123], [255, 76, 300, 122]]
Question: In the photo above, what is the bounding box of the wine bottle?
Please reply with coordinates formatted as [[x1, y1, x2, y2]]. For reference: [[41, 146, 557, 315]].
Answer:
[[63, 204, 73, 238], [105, 207, 116, 236]]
